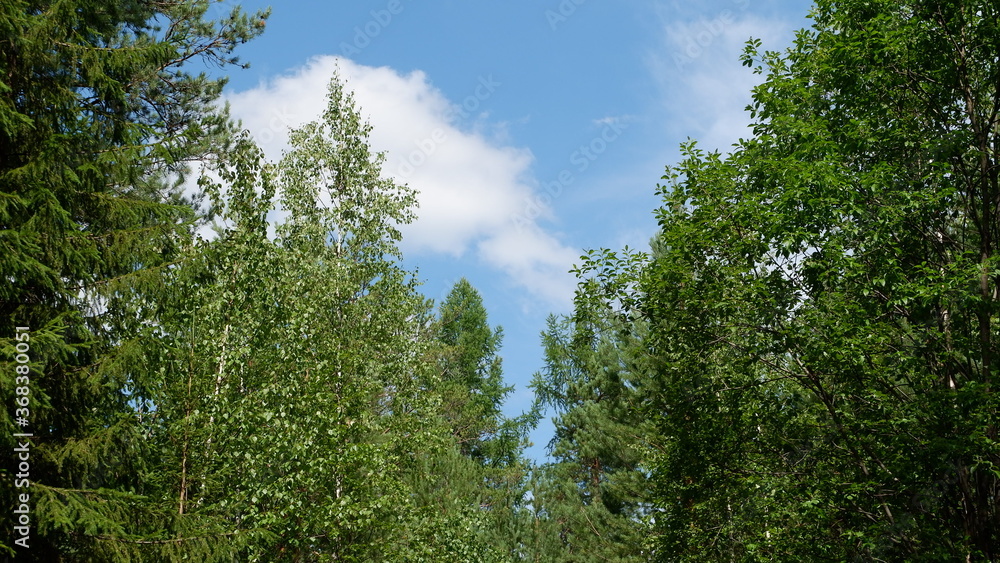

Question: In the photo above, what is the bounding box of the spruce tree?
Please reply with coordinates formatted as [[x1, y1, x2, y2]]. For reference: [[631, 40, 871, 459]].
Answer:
[[0, 0, 266, 558]]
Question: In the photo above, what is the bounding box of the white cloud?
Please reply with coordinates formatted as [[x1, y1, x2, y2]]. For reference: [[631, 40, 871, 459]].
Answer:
[[478, 224, 579, 305], [223, 55, 577, 307], [649, 8, 793, 152]]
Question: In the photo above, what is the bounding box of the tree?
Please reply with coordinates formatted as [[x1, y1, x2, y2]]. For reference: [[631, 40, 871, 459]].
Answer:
[[132, 76, 438, 561], [527, 258, 655, 563], [0, 0, 266, 558], [625, 0, 1000, 559], [394, 278, 536, 562], [254, 74, 428, 561], [435, 278, 525, 466], [102, 133, 278, 561]]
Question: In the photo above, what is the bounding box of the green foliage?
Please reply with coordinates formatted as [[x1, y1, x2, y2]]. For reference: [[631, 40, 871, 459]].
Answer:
[[393, 441, 521, 563], [527, 274, 655, 562], [27, 0, 1000, 560], [128, 78, 443, 560], [435, 278, 529, 467], [394, 278, 537, 562], [0, 0, 267, 558], [1, 0, 540, 552], [621, 1, 1000, 560], [0, 1, 542, 561], [121, 76, 538, 562]]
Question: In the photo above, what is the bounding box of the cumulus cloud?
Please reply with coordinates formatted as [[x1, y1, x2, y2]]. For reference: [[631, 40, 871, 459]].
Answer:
[[223, 55, 577, 307]]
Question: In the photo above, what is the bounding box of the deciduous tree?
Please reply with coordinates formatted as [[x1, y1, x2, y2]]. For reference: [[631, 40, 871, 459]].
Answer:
[[631, 1, 1000, 559]]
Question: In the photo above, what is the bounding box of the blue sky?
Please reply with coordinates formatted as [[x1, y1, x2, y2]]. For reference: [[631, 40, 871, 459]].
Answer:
[[211, 0, 813, 460]]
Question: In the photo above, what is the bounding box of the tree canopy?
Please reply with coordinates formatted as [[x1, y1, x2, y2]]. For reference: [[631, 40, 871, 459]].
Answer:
[[576, 0, 1000, 559], [4, 0, 999, 561]]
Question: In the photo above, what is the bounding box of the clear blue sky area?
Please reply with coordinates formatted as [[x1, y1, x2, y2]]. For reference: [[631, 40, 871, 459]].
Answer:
[[212, 0, 813, 460]]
